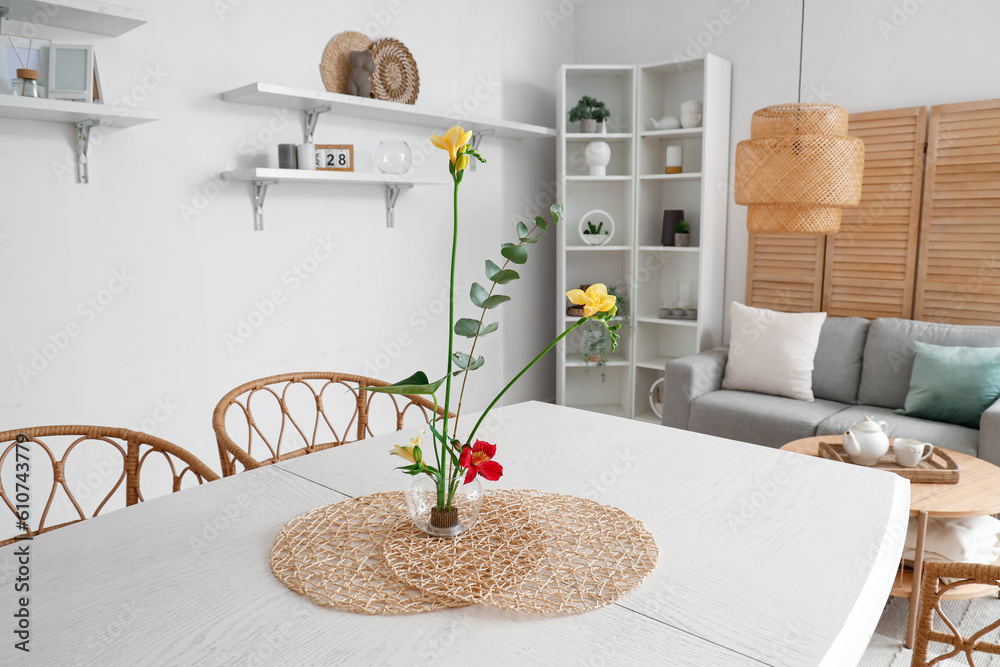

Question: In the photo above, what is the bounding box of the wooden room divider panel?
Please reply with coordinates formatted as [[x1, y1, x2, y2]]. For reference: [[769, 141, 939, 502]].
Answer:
[[821, 107, 927, 319], [914, 99, 1000, 324], [745, 233, 825, 312]]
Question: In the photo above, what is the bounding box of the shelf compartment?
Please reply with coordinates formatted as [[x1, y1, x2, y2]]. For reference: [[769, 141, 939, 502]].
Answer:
[[564, 180, 634, 247], [3, 0, 148, 36], [564, 365, 631, 419], [635, 356, 677, 371], [565, 137, 633, 178], [639, 135, 703, 175], [564, 65, 635, 135], [223, 83, 555, 141], [222, 168, 450, 231]]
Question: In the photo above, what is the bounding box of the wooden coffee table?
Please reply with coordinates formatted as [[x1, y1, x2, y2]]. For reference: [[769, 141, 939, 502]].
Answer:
[[782, 435, 1000, 648]]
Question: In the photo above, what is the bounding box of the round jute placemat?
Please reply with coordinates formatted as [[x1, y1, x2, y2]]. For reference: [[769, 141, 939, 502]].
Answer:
[[270, 490, 658, 615], [370, 37, 419, 104]]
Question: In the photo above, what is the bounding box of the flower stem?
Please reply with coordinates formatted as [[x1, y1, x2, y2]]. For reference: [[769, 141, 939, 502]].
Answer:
[[439, 178, 460, 509], [466, 318, 587, 443]]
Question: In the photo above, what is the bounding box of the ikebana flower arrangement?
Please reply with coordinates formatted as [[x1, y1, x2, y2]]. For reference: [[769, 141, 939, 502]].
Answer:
[[374, 126, 620, 537]]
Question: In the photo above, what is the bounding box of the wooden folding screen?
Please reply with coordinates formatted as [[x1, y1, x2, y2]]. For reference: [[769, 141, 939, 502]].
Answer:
[[913, 99, 1000, 324], [821, 107, 927, 319], [746, 99, 1000, 324]]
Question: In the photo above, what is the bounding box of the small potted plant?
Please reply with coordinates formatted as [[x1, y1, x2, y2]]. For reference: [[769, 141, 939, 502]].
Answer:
[[568, 95, 611, 133], [674, 220, 691, 247], [582, 220, 610, 246]]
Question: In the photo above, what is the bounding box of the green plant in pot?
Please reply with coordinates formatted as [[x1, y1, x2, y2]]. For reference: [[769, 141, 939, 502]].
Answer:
[[582, 220, 609, 246], [674, 220, 691, 247], [568, 95, 611, 133]]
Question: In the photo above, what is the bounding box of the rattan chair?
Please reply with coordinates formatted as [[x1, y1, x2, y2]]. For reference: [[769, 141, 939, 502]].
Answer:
[[912, 561, 1000, 666], [0, 426, 219, 547], [212, 372, 447, 477]]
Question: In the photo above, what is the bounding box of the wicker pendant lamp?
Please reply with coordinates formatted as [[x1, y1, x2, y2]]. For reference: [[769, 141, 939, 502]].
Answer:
[[734, 2, 864, 234]]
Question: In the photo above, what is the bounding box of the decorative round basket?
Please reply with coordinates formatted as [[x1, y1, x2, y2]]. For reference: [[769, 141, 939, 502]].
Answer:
[[320, 31, 374, 95], [370, 37, 420, 104], [649, 378, 664, 418], [578, 209, 615, 246]]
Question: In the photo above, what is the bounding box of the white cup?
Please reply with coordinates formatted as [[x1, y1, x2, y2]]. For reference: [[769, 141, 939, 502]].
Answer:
[[680, 112, 702, 128], [680, 100, 703, 114], [297, 143, 316, 170], [893, 438, 934, 467]]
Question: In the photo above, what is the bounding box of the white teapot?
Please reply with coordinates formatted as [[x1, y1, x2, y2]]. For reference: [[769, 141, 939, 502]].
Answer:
[[649, 116, 681, 130], [843, 416, 890, 466]]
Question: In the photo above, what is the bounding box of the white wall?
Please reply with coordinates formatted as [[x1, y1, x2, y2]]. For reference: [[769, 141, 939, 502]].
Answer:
[[571, 0, 1000, 338], [0, 0, 573, 478]]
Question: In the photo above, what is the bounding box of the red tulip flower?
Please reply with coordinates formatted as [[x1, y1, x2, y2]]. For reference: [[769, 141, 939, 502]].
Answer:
[[459, 440, 503, 484]]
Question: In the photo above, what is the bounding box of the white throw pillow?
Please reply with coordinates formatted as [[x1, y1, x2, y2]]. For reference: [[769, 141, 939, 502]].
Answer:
[[722, 302, 827, 402]]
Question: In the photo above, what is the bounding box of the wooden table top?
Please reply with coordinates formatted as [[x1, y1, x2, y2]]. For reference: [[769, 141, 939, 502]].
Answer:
[[782, 436, 1000, 518], [0, 403, 909, 666]]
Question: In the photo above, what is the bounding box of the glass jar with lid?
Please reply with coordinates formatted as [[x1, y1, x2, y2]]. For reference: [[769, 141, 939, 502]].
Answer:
[[12, 68, 45, 98]]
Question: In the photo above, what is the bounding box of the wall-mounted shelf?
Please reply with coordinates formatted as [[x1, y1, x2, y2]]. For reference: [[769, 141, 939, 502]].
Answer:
[[1, 0, 147, 36], [222, 82, 557, 143], [0, 95, 157, 183], [220, 82, 555, 230], [223, 168, 450, 231]]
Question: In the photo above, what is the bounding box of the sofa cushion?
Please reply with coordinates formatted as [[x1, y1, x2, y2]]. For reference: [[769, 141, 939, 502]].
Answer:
[[816, 405, 979, 458], [858, 318, 1000, 410], [723, 302, 827, 401], [812, 317, 871, 404], [897, 341, 1000, 429], [689, 390, 849, 448]]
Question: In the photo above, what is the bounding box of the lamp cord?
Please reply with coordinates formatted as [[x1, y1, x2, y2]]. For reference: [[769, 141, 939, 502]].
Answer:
[[797, 0, 805, 104]]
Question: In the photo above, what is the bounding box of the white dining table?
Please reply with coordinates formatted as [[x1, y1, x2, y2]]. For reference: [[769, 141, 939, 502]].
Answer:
[[0, 401, 908, 666]]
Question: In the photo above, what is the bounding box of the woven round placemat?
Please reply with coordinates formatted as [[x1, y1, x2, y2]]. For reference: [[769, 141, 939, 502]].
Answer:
[[270, 492, 469, 614], [271, 490, 658, 615], [320, 31, 374, 94], [370, 37, 419, 104], [384, 490, 659, 613]]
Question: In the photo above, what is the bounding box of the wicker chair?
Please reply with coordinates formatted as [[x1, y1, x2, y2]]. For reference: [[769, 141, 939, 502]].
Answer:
[[212, 372, 447, 477], [0, 426, 219, 547], [912, 561, 1000, 666]]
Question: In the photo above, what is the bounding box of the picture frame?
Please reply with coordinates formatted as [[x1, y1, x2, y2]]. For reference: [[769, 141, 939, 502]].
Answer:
[[1, 36, 51, 96], [316, 144, 354, 172], [48, 44, 94, 101]]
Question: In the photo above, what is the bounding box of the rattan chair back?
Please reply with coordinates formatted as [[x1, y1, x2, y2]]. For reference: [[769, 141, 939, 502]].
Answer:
[[212, 372, 445, 477], [0, 425, 219, 546], [912, 561, 1000, 666]]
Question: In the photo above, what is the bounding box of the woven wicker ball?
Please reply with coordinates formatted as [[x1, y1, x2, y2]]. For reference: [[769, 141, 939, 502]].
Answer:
[[735, 103, 865, 235], [320, 31, 374, 94], [370, 37, 420, 105]]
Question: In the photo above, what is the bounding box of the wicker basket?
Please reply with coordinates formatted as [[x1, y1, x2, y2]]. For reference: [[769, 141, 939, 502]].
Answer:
[[320, 31, 374, 94]]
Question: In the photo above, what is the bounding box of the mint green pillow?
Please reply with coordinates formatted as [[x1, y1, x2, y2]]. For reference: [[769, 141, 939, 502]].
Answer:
[[896, 341, 1000, 429]]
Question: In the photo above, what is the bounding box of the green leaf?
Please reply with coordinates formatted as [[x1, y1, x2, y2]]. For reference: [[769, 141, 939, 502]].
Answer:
[[470, 282, 490, 308], [486, 260, 519, 284], [485, 260, 502, 280], [453, 352, 486, 371], [455, 318, 498, 337], [534, 215, 548, 232], [500, 243, 528, 265], [365, 371, 445, 396], [516, 222, 529, 240], [550, 203, 563, 224], [521, 236, 539, 244], [481, 294, 511, 309]]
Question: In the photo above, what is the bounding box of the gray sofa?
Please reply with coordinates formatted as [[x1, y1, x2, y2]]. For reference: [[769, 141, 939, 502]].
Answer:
[[663, 317, 1000, 465]]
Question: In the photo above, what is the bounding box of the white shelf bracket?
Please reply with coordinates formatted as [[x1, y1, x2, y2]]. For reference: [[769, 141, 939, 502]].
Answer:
[[468, 129, 493, 171], [304, 105, 332, 144], [252, 179, 277, 231], [384, 183, 413, 228], [75, 120, 97, 185]]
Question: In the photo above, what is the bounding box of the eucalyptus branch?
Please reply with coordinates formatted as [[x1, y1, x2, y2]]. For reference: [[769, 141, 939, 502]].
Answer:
[[451, 218, 551, 437]]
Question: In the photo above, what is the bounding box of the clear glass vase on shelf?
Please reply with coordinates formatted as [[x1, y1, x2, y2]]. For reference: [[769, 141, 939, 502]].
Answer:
[[375, 141, 413, 175]]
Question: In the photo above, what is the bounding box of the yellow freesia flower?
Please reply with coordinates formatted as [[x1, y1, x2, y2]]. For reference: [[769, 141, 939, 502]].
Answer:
[[566, 283, 617, 318], [390, 432, 423, 464], [431, 126, 473, 166]]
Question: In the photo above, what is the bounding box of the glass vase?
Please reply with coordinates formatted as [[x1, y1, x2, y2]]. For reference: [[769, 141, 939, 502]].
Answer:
[[405, 475, 483, 538], [375, 141, 413, 175]]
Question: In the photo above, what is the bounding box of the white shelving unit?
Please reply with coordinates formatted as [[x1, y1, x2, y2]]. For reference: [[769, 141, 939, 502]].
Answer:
[[0, 2, 156, 183], [556, 55, 731, 423], [2, 0, 147, 36], [220, 82, 556, 230]]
